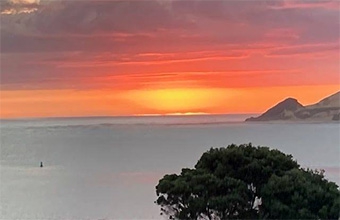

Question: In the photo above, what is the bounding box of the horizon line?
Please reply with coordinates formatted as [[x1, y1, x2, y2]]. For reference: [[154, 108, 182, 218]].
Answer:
[[0, 112, 260, 121]]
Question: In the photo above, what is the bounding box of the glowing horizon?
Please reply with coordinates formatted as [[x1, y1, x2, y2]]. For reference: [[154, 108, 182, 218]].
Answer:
[[1, 0, 339, 118]]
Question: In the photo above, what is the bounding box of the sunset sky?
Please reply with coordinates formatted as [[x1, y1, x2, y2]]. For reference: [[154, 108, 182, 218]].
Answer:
[[1, 0, 339, 118]]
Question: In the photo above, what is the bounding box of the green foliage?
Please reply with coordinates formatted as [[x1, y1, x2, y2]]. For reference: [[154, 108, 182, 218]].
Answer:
[[155, 143, 340, 219], [261, 168, 340, 219]]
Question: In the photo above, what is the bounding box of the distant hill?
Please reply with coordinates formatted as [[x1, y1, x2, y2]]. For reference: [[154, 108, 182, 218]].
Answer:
[[246, 91, 340, 122]]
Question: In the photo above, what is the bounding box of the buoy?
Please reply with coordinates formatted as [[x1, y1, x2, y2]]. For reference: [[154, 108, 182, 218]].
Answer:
[[40, 162, 43, 168]]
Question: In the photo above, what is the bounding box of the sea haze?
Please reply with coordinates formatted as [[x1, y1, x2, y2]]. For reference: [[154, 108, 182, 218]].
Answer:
[[1, 114, 339, 219]]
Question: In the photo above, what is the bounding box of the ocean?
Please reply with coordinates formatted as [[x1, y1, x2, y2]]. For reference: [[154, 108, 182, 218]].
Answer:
[[1, 114, 339, 219]]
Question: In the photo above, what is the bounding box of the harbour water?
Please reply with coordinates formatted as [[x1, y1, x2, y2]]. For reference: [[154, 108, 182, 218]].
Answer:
[[1, 115, 339, 219]]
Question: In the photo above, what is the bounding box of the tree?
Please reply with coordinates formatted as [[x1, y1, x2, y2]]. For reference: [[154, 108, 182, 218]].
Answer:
[[155, 143, 340, 219], [261, 169, 340, 219], [156, 169, 252, 219]]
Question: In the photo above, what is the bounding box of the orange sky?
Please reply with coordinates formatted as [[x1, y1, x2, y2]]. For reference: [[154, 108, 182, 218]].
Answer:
[[1, 0, 339, 118]]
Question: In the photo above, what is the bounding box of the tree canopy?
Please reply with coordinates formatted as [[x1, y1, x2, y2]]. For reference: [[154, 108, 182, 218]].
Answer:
[[155, 143, 340, 219]]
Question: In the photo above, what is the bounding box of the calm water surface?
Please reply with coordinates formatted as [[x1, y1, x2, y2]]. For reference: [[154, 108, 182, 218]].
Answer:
[[1, 115, 339, 219]]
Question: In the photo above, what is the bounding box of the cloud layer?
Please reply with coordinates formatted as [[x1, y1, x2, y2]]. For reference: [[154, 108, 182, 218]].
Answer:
[[0, 0, 339, 117]]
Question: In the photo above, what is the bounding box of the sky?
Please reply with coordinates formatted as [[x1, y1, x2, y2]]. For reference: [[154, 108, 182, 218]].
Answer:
[[1, 0, 339, 118]]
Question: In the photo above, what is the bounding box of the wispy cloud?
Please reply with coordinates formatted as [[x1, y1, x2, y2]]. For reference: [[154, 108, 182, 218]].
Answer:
[[1, 0, 40, 15], [1, 0, 339, 117], [266, 42, 340, 57]]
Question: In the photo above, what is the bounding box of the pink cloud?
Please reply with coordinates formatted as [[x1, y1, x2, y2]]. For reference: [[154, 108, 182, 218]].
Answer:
[[266, 43, 340, 57], [1, 0, 339, 91], [270, 0, 340, 10]]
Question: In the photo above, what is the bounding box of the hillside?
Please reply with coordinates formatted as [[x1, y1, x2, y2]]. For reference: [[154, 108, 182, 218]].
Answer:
[[246, 92, 340, 122]]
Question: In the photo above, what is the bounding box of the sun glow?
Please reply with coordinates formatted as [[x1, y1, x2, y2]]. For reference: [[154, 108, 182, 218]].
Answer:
[[124, 88, 232, 113], [1, 85, 338, 118], [134, 112, 208, 116]]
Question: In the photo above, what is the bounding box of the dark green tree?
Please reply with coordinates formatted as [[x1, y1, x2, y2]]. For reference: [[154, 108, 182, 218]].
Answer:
[[155, 143, 340, 219], [261, 168, 340, 219], [156, 169, 252, 219]]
